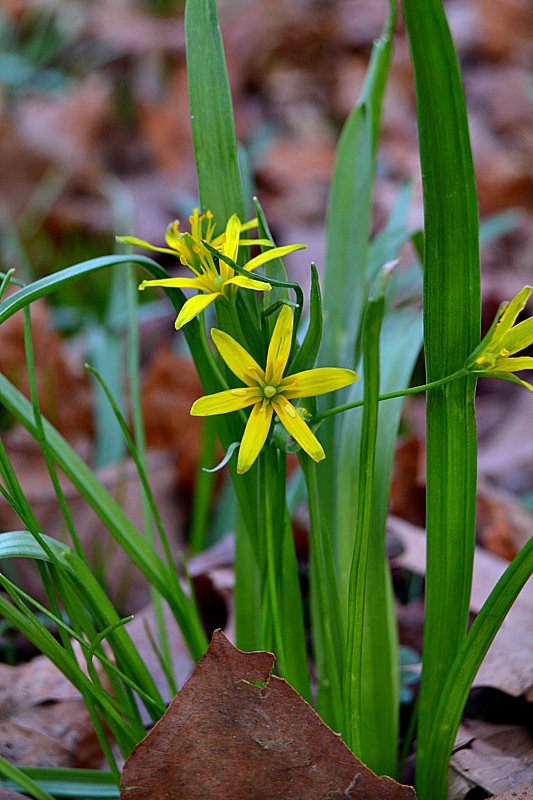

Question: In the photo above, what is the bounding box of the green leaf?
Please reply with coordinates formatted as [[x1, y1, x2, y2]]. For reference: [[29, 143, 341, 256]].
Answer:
[[185, 0, 245, 226], [402, 1, 481, 796]]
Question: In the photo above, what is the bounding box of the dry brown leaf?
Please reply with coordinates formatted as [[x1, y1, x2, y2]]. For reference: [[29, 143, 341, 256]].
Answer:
[[490, 785, 533, 800], [0, 789, 28, 799], [0, 295, 93, 443], [477, 477, 533, 560], [120, 630, 416, 799], [141, 348, 205, 495], [0, 655, 101, 767], [125, 533, 235, 722], [390, 516, 533, 697], [450, 720, 533, 798], [0, 441, 183, 612]]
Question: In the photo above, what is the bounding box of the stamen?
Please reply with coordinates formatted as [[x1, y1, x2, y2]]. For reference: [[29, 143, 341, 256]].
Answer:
[[231, 389, 247, 396]]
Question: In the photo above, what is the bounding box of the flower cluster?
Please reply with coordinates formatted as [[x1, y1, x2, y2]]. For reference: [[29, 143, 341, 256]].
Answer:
[[118, 209, 305, 329], [465, 285, 533, 391], [120, 208, 358, 471]]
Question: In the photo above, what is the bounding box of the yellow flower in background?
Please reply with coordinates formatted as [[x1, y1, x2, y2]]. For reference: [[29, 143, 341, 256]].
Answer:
[[466, 285, 533, 391], [191, 305, 358, 474], [118, 209, 306, 329]]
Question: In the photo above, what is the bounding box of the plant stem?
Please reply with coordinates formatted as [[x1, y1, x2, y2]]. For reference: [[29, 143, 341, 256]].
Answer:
[[313, 368, 467, 424]]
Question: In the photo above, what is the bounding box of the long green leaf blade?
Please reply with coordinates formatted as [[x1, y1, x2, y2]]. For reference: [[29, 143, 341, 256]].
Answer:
[[185, 0, 245, 225], [402, 0, 481, 794]]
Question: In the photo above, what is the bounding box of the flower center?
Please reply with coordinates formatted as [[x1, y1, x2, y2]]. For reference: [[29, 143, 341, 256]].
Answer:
[[213, 275, 224, 292], [263, 384, 277, 399]]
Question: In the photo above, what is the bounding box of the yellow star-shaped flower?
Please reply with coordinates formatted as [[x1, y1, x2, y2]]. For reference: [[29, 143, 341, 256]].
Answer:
[[190, 305, 358, 473], [118, 209, 305, 329], [466, 285, 533, 391]]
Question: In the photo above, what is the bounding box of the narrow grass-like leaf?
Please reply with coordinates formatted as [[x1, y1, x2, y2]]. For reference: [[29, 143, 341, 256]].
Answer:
[[419, 537, 533, 799], [402, 1, 481, 793], [0, 768, 118, 799], [0, 756, 55, 800], [0, 375, 208, 661], [185, 0, 245, 226], [337, 307, 422, 775], [342, 268, 400, 765]]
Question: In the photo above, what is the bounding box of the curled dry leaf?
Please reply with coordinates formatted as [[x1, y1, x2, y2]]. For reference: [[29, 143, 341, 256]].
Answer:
[[120, 630, 416, 800]]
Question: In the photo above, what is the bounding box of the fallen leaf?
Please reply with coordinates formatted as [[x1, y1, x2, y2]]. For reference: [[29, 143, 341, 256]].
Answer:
[[0, 440, 183, 613], [141, 347, 206, 495], [120, 630, 416, 799], [490, 785, 533, 800], [390, 516, 533, 697], [0, 655, 101, 767], [450, 720, 533, 798]]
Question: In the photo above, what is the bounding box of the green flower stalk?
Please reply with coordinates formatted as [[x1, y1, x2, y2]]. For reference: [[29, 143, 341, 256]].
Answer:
[[190, 305, 358, 474], [465, 285, 533, 391], [118, 209, 306, 329]]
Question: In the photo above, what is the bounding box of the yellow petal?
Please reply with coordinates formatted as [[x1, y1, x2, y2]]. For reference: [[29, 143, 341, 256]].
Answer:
[[223, 214, 242, 263], [239, 217, 258, 232], [116, 236, 177, 256], [272, 398, 325, 462], [492, 356, 533, 373], [265, 305, 293, 386], [493, 286, 533, 343], [175, 293, 219, 329], [237, 402, 273, 474], [498, 317, 533, 355], [211, 329, 265, 386], [139, 277, 204, 291], [279, 367, 358, 399], [225, 275, 272, 292], [244, 244, 307, 273], [191, 387, 262, 416]]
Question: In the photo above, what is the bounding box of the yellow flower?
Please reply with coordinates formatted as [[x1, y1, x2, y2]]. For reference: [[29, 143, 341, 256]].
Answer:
[[117, 209, 306, 329], [465, 285, 533, 391], [191, 305, 358, 473]]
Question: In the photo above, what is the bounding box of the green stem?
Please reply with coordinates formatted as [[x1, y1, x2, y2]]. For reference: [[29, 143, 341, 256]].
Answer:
[[313, 368, 467, 423], [261, 448, 287, 674]]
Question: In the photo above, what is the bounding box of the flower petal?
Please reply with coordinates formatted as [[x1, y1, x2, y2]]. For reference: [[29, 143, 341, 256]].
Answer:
[[492, 356, 533, 373], [237, 402, 273, 474], [175, 293, 219, 329], [223, 214, 242, 263], [498, 317, 533, 355], [279, 367, 358, 399], [211, 329, 265, 386], [225, 275, 272, 292], [139, 277, 204, 291], [239, 217, 258, 232], [191, 387, 261, 416], [272, 398, 325, 462], [243, 244, 307, 272], [265, 304, 293, 385], [493, 285, 533, 343], [488, 372, 533, 392], [116, 236, 177, 256]]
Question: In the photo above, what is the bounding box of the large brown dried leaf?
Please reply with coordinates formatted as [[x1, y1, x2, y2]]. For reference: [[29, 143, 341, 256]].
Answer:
[[120, 630, 416, 799]]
